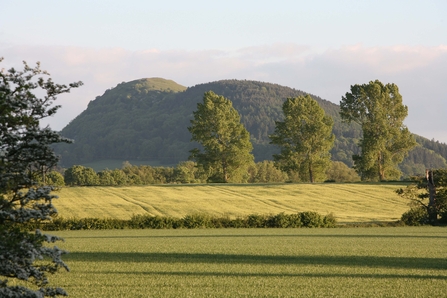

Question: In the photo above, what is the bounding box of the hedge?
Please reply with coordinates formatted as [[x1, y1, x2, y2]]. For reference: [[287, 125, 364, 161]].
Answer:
[[22, 212, 337, 230]]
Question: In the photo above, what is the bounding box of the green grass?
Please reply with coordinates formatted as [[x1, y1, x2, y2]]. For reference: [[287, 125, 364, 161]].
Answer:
[[23, 227, 447, 297], [54, 183, 410, 223]]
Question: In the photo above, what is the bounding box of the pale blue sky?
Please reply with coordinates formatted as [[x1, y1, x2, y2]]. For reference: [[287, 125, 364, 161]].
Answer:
[[1, 0, 447, 142], [2, 0, 445, 50]]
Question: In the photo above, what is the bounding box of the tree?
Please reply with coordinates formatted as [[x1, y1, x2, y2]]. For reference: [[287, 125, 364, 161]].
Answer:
[[188, 91, 254, 183], [340, 80, 416, 181], [0, 58, 82, 296], [269, 95, 335, 183], [247, 160, 288, 183], [325, 161, 360, 182], [64, 165, 99, 186], [397, 169, 447, 225], [173, 161, 207, 184]]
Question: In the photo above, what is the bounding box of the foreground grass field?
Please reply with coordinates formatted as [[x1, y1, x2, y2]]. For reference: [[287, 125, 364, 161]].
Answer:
[[54, 183, 410, 223], [36, 227, 447, 297]]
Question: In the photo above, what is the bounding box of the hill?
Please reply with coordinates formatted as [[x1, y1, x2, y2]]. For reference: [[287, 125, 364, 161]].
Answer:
[[54, 78, 447, 176]]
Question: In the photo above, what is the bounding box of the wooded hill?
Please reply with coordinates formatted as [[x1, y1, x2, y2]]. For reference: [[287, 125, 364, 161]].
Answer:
[[54, 78, 447, 177]]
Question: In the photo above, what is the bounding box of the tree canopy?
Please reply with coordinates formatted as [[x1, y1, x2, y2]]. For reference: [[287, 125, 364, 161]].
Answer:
[[270, 95, 335, 183], [0, 58, 82, 296], [188, 91, 254, 182], [340, 80, 416, 181]]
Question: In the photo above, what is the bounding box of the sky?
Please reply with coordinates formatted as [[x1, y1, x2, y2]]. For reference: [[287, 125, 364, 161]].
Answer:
[[1, 0, 447, 142]]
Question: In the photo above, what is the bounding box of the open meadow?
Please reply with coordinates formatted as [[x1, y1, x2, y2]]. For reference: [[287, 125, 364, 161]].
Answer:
[[53, 183, 410, 223], [35, 227, 447, 297]]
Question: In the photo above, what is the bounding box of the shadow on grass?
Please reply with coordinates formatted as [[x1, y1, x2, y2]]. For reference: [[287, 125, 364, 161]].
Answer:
[[65, 233, 447, 240], [65, 252, 447, 271], [88, 270, 447, 280]]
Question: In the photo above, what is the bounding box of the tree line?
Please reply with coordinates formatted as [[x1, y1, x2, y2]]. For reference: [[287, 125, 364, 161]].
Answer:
[[46, 159, 359, 187], [187, 82, 416, 184]]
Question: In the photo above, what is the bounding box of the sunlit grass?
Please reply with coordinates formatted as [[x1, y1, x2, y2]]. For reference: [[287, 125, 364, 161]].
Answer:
[[53, 183, 410, 223], [40, 227, 447, 297]]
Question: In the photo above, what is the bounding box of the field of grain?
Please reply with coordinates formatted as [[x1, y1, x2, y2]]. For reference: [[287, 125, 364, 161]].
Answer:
[[53, 183, 410, 223], [27, 227, 447, 297]]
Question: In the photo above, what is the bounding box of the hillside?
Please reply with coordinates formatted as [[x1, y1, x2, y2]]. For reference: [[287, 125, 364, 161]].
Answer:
[[54, 78, 447, 176]]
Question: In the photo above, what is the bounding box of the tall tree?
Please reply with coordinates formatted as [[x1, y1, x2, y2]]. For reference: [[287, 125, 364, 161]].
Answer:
[[188, 91, 254, 183], [340, 80, 416, 181], [0, 58, 82, 296], [269, 95, 335, 183]]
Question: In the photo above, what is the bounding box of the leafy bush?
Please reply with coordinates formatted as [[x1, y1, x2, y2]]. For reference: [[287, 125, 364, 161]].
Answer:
[[401, 207, 429, 226], [267, 212, 303, 228], [246, 214, 268, 228], [183, 213, 213, 228], [129, 215, 179, 229], [323, 213, 337, 227], [300, 211, 324, 228]]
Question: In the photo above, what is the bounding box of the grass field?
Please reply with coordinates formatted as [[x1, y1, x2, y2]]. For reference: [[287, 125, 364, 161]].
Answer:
[[53, 183, 410, 223], [23, 227, 447, 297]]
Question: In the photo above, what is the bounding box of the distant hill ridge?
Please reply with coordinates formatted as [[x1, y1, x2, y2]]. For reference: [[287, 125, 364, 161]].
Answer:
[[54, 78, 447, 177]]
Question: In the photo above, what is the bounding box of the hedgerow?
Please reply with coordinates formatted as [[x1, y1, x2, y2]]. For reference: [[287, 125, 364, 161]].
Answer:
[[23, 212, 337, 230]]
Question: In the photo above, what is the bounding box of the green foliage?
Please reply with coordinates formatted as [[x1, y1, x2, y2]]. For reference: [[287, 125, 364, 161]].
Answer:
[[340, 80, 417, 181], [64, 165, 99, 186], [35, 171, 66, 187], [325, 161, 360, 182], [247, 160, 288, 183], [173, 161, 207, 183], [401, 207, 429, 226], [32, 212, 336, 230], [397, 169, 447, 225], [270, 95, 335, 182], [182, 213, 214, 228], [46, 171, 65, 187], [400, 144, 447, 178], [188, 91, 254, 183], [300, 211, 324, 228], [0, 58, 81, 296]]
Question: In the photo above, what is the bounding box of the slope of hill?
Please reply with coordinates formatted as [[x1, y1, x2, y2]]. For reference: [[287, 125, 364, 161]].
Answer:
[[54, 78, 447, 176]]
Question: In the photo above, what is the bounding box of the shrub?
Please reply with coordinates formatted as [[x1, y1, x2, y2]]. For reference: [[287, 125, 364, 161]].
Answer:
[[323, 213, 337, 227], [401, 207, 429, 226], [183, 213, 213, 228], [267, 212, 303, 228], [246, 214, 268, 228], [128, 215, 179, 229], [300, 211, 324, 228]]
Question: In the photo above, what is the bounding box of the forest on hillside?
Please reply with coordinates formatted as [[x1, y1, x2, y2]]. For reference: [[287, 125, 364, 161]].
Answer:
[[54, 78, 447, 178]]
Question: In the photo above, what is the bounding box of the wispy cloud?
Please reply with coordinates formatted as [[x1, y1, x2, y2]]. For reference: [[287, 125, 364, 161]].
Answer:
[[1, 43, 446, 142]]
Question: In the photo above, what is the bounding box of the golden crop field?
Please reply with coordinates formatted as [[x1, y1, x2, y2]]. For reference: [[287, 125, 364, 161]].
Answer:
[[53, 183, 410, 223]]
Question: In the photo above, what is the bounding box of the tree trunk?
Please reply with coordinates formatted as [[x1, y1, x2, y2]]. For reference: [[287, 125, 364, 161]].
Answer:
[[309, 161, 314, 183], [426, 169, 437, 224], [378, 152, 384, 181], [222, 160, 228, 183]]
